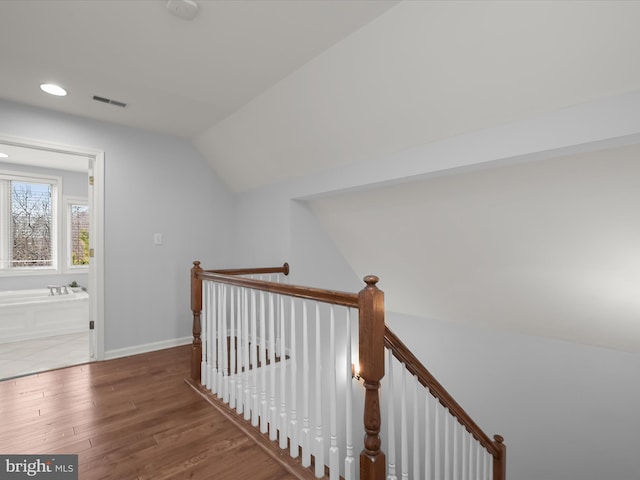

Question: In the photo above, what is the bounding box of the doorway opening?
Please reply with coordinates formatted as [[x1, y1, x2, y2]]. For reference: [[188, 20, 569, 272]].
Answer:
[[0, 136, 104, 379]]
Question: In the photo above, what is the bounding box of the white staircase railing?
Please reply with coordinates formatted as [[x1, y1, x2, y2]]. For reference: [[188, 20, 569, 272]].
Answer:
[[384, 328, 506, 480], [189, 261, 506, 480]]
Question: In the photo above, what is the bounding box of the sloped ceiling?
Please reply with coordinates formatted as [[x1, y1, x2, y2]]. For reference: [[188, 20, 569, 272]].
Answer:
[[0, 0, 398, 138], [309, 144, 640, 353], [1, 1, 639, 353], [197, 0, 640, 191], [2, 2, 640, 192]]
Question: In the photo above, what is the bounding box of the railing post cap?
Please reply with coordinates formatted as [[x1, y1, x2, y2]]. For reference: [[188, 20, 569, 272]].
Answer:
[[363, 275, 379, 286], [494, 434, 504, 444], [283, 262, 290, 275], [193, 260, 201, 267]]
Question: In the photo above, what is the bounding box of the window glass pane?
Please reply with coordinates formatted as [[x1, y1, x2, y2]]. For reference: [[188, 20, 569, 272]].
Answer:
[[70, 204, 89, 266], [11, 181, 53, 267]]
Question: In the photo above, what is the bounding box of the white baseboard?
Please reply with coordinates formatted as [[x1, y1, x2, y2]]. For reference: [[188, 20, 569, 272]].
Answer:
[[104, 336, 192, 360]]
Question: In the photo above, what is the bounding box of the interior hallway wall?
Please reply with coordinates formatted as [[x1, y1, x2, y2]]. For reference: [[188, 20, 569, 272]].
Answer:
[[229, 93, 640, 479], [0, 99, 236, 354]]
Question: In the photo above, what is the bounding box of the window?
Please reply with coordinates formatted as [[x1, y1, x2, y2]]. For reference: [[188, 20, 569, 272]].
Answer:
[[0, 172, 59, 273], [65, 198, 89, 271]]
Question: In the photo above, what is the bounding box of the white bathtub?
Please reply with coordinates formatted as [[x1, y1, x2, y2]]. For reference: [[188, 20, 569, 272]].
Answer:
[[0, 288, 89, 344]]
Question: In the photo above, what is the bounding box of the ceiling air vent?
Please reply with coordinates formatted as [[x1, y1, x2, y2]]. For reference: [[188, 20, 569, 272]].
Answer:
[[92, 95, 128, 108]]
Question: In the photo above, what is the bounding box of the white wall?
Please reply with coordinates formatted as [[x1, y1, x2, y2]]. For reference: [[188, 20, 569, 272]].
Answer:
[[0, 99, 236, 353], [229, 92, 640, 480], [387, 311, 640, 480], [238, 189, 640, 479]]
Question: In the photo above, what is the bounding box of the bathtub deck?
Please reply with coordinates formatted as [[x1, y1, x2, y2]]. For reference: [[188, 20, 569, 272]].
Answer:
[[0, 332, 89, 380], [0, 289, 89, 344]]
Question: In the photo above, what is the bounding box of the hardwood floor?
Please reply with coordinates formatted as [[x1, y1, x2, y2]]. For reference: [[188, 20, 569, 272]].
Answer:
[[0, 345, 299, 479]]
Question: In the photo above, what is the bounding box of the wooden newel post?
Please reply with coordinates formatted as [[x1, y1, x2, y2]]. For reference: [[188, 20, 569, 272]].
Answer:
[[493, 434, 506, 480], [191, 261, 203, 382], [358, 275, 386, 480]]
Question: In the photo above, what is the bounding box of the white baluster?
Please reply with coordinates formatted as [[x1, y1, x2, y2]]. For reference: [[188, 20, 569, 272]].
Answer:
[[235, 288, 242, 413], [453, 420, 459, 480], [239, 287, 246, 408], [462, 428, 468, 480], [344, 308, 355, 480], [413, 374, 420, 480], [201, 281, 208, 389], [387, 350, 397, 480], [209, 283, 222, 394], [223, 285, 235, 403], [445, 409, 450, 480], [210, 283, 217, 394], [215, 282, 220, 390], [251, 289, 259, 426], [229, 286, 236, 408], [467, 433, 473, 480], [401, 365, 408, 480], [216, 283, 223, 397], [475, 437, 481, 480], [275, 274, 281, 357], [289, 298, 299, 458], [269, 292, 277, 441], [232, 287, 239, 411], [329, 305, 339, 480], [301, 300, 311, 467], [242, 287, 250, 419], [434, 401, 441, 480], [259, 291, 268, 434], [424, 391, 431, 480], [314, 302, 324, 478], [279, 296, 288, 449], [222, 285, 233, 403]]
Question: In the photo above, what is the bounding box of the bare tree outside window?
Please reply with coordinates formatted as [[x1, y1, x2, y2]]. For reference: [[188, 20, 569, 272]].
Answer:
[[70, 204, 89, 266], [11, 181, 53, 267]]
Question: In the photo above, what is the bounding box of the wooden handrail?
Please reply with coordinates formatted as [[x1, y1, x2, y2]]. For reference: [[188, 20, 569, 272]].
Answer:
[[196, 270, 359, 308], [384, 325, 503, 459], [205, 263, 290, 276]]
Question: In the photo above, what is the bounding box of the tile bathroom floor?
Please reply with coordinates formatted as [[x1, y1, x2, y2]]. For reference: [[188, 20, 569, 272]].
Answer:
[[0, 332, 90, 380]]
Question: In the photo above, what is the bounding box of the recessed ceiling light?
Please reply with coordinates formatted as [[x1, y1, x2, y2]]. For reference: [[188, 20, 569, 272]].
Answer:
[[40, 83, 67, 96], [0, 153, 8, 158]]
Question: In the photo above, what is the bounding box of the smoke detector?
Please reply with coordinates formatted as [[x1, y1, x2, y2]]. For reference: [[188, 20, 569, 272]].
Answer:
[[167, 0, 199, 20]]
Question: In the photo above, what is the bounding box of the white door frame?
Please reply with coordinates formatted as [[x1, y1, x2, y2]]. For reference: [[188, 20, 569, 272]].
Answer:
[[0, 134, 105, 360]]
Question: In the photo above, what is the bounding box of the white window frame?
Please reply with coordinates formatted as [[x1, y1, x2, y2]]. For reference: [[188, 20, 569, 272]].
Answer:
[[63, 196, 89, 274], [0, 170, 62, 276]]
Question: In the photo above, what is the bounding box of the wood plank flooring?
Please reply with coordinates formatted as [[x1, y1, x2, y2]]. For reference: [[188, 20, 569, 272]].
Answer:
[[0, 345, 298, 479]]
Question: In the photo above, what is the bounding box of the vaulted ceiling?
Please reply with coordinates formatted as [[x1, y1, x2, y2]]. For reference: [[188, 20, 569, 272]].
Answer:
[[1, 1, 640, 352], [0, 0, 397, 143], [3, 1, 640, 192]]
